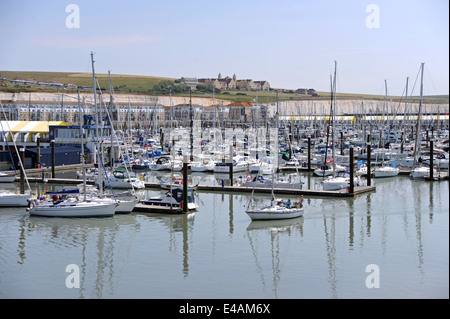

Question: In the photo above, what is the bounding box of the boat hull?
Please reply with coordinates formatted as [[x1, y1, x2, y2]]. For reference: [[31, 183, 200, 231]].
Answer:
[[0, 193, 32, 207], [246, 206, 304, 220], [410, 167, 430, 179], [29, 202, 116, 217], [373, 169, 399, 178], [0, 176, 17, 183]]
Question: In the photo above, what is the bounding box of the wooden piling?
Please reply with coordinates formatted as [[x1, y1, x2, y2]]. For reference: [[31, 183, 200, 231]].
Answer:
[[307, 137, 311, 171], [183, 155, 189, 212], [367, 138, 372, 187], [19, 147, 25, 194], [430, 140, 434, 179], [349, 147, 354, 193], [51, 140, 55, 178], [36, 136, 41, 167]]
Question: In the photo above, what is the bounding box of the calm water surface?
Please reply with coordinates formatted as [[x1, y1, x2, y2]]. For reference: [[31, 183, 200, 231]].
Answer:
[[0, 173, 448, 299]]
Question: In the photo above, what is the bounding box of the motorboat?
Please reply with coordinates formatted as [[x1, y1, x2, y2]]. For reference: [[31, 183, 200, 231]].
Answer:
[[106, 169, 145, 189], [213, 156, 250, 173], [133, 187, 199, 213], [131, 159, 151, 170], [149, 156, 182, 171], [355, 163, 368, 176], [190, 160, 215, 172], [159, 177, 198, 190], [246, 198, 304, 220], [373, 162, 400, 178], [313, 163, 346, 177]]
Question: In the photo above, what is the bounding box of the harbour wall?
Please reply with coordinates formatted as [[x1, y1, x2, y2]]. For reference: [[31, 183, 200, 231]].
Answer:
[[1, 92, 448, 116]]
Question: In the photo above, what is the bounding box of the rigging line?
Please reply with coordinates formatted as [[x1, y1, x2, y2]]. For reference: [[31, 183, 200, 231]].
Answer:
[[89, 129, 116, 200], [0, 101, 32, 193], [409, 64, 422, 98], [424, 64, 439, 96], [0, 117, 17, 171], [95, 77, 136, 195]]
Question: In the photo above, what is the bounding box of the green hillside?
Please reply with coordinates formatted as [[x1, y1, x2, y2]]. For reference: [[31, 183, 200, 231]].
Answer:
[[1, 70, 448, 104]]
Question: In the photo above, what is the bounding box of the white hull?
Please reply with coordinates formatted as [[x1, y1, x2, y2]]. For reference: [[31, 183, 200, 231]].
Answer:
[[373, 168, 399, 178], [108, 179, 145, 189], [190, 161, 215, 172], [213, 164, 249, 173], [160, 182, 197, 190], [0, 192, 32, 207], [0, 175, 17, 183], [246, 206, 304, 220], [90, 197, 137, 213], [410, 167, 430, 179], [242, 181, 302, 189], [29, 201, 116, 217], [322, 177, 351, 191]]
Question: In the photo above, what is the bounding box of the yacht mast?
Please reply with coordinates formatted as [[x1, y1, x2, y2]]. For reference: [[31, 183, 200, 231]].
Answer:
[[413, 62, 424, 164], [331, 60, 337, 176], [91, 51, 103, 196]]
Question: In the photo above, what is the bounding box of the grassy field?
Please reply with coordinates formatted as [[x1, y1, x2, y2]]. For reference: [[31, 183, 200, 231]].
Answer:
[[1, 70, 448, 104], [0, 70, 174, 94]]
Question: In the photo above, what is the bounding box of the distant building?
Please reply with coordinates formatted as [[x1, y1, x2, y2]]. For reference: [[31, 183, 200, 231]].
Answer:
[[199, 73, 269, 91], [254, 81, 270, 91], [179, 77, 199, 90]]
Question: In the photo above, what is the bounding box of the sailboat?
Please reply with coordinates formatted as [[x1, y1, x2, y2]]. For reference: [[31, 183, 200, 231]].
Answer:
[[409, 62, 435, 178], [27, 52, 116, 217], [245, 91, 304, 221], [373, 162, 400, 178], [319, 61, 358, 190]]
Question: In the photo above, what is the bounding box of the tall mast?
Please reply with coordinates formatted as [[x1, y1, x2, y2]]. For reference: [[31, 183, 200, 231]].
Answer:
[[331, 60, 337, 176], [91, 51, 102, 195], [402, 77, 409, 131], [413, 62, 424, 164], [78, 88, 86, 201]]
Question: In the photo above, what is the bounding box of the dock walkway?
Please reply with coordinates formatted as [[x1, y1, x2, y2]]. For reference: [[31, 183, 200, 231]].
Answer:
[[17, 176, 376, 198]]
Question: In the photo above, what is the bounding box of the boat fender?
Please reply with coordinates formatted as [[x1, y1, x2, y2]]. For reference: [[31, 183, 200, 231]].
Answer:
[[27, 200, 35, 209]]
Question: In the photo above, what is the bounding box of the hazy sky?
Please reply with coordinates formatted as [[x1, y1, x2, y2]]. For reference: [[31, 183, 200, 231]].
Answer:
[[0, 0, 448, 95]]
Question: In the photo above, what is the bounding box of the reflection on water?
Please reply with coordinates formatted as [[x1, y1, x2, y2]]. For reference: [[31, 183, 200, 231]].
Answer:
[[246, 217, 304, 298], [0, 174, 448, 299]]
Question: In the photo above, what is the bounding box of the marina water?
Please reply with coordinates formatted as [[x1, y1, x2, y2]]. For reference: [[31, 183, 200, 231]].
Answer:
[[0, 172, 448, 299]]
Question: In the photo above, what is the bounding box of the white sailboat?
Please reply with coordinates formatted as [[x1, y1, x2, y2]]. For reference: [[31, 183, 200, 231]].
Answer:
[[373, 162, 400, 178], [322, 170, 358, 191], [28, 52, 117, 217], [245, 91, 304, 221]]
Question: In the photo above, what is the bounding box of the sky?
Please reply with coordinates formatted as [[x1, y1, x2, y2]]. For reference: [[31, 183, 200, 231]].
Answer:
[[0, 0, 448, 96]]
